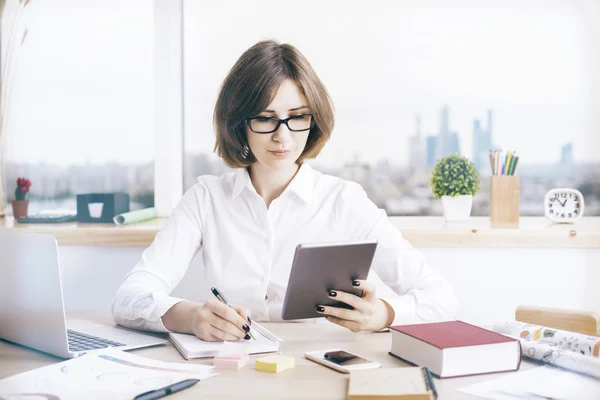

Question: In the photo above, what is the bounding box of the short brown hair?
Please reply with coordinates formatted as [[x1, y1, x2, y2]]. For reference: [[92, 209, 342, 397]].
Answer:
[[214, 40, 335, 168]]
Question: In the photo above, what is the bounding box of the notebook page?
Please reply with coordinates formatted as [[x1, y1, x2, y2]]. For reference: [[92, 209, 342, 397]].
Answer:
[[169, 322, 282, 359], [250, 321, 284, 344]]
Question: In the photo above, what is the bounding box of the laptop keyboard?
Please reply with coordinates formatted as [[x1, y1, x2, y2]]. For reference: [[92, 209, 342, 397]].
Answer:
[[67, 329, 125, 352]]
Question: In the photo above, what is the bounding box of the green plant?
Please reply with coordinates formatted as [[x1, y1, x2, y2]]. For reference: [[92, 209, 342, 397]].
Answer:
[[430, 154, 480, 199], [15, 177, 31, 200]]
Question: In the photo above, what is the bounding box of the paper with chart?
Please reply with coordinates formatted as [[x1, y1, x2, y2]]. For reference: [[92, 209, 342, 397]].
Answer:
[[457, 365, 600, 400], [0, 347, 215, 400]]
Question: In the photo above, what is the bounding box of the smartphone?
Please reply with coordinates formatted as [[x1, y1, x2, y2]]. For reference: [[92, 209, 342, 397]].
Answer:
[[304, 349, 381, 373]]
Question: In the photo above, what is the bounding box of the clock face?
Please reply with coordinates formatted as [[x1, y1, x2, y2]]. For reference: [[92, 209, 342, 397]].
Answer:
[[544, 189, 585, 222]]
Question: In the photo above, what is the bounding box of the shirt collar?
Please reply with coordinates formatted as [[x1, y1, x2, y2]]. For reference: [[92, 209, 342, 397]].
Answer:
[[286, 163, 315, 204], [231, 167, 254, 200], [230, 163, 315, 204]]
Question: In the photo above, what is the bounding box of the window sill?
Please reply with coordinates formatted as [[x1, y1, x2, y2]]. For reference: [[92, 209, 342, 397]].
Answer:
[[1, 216, 598, 248], [388, 216, 600, 248]]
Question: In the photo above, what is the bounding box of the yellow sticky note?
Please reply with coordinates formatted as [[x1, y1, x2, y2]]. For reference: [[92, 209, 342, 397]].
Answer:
[[255, 355, 295, 373]]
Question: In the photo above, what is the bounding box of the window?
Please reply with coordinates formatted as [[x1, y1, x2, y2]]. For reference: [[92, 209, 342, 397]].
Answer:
[[1, 0, 154, 215], [180, 1, 600, 216], [4, 1, 596, 218]]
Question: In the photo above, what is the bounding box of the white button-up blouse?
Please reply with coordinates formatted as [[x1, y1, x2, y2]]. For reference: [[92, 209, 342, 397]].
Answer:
[[112, 163, 458, 332]]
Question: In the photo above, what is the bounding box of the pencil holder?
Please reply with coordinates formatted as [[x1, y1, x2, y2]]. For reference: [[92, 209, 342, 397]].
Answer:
[[490, 176, 520, 224]]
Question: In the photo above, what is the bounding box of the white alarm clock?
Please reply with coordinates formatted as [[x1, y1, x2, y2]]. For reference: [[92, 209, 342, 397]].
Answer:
[[544, 188, 584, 223]]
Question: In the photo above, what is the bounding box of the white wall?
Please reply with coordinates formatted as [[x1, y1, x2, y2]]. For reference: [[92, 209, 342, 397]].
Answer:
[[59, 245, 600, 326]]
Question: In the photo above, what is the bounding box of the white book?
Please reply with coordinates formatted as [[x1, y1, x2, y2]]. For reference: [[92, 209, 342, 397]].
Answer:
[[169, 322, 283, 360]]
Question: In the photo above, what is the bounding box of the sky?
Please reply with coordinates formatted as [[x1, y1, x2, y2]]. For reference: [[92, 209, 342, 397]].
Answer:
[[184, 0, 599, 167], [2, 0, 599, 167], [2, 0, 153, 165]]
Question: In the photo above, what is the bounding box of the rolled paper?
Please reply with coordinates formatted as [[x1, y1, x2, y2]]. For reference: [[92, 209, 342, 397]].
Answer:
[[113, 207, 158, 225], [493, 321, 600, 358], [519, 339, 600, 380]]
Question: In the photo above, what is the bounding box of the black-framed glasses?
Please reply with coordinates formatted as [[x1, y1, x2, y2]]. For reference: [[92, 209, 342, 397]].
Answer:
[[246, 114, 315, 134]]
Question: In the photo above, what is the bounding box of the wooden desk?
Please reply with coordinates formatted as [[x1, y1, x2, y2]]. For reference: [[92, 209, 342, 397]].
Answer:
[[0, 321, 538, 399]]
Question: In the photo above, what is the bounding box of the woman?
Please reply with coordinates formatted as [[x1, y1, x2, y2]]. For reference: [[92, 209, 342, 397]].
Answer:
[[112, 40, 458, 342]]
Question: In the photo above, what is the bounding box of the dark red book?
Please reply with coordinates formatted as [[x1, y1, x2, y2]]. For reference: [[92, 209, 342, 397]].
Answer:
[[389, 321, 521, 378]]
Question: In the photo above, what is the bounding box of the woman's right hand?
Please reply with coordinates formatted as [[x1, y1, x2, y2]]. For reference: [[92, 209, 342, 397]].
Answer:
[[190, 299, 252, 342]]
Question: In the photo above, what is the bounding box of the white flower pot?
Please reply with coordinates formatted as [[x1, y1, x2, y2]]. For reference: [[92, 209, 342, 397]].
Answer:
[[441, 195, 473, 221]]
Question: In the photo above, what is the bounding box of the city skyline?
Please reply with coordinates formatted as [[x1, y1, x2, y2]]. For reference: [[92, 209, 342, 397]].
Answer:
[[392, 105, 580, 175], [5, 98, 593, 167], [4, 140, 599, 218]]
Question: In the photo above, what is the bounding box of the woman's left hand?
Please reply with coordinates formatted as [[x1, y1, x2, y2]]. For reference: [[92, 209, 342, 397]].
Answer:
[[316, 279, 395, 332]]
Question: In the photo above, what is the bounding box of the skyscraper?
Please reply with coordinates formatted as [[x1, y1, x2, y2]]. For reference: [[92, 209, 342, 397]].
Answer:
[[408, 114, 426, 170], [435, 106, 449, 161], [472, 110, 493, 170], [561, 142, 573, 165], [440, 106, 449, 137], [426, 136, 437, 167], [435, 105, 461, 160], [448, 132, 460, 156]]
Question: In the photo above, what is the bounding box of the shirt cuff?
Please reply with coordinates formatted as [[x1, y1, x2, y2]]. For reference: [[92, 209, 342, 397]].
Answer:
[[381, 294, 417, 327], [147, 292, 186, 332]]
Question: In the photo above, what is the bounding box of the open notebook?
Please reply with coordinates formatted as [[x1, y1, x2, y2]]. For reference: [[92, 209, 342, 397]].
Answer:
[[169, 322, 283, 360]]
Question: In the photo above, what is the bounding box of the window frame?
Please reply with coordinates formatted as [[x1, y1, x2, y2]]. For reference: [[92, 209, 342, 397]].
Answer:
[[154, 0, 184, 217]]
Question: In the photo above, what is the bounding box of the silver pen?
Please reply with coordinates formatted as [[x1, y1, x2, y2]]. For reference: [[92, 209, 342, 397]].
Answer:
[[210, 287, 256, 340]]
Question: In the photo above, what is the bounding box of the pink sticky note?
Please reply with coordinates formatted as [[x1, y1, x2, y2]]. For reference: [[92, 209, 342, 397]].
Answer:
[[214, 355, 250, 369]]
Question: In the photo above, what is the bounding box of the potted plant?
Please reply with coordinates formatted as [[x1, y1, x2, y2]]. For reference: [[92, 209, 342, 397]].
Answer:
[[430, 154, 480, 221], [11, 177, 32, 219]]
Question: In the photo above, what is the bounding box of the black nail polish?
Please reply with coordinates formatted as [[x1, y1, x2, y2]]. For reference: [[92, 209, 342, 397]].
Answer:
[[247, 317, 252, 324], [242, 324, 250, 332], [244, 334, 251, 340], [352, 280, 360, 287], [317, 306, 325, 312], [328, 290, 337, 297]]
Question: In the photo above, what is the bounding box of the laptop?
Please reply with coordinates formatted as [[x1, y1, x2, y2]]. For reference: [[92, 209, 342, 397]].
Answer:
[[0, 230, 168, 359]]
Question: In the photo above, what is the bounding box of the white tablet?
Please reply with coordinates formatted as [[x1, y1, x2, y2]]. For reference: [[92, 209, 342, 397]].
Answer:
[[281, 240, 378, 320]]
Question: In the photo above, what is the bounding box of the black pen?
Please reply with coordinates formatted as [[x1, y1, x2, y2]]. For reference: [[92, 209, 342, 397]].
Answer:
[[423, 367, 438, 400], [211, 287, 256, 340], [134, 378, 199, 400]]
